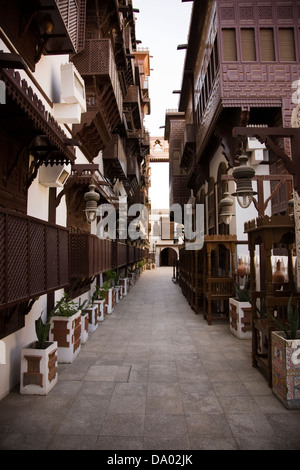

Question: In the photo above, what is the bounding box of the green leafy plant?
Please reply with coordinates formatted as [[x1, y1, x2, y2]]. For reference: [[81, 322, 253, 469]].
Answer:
[[100, 281, 110, 299], [50, 293, 78, 318], [35, 313, 51, 349], [78, 298, 89, 313], [271, 296, 299, 340], [105, 270, 114, 287], [234, 275, 251, 302], [91, 285, 102, 305]]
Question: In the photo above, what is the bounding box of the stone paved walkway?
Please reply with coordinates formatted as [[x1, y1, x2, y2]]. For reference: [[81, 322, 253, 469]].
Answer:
[[0, 267, 300, 450]]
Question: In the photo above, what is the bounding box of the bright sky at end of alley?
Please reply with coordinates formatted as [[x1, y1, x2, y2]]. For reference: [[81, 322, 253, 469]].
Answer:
[[134, 0, 193, 137]]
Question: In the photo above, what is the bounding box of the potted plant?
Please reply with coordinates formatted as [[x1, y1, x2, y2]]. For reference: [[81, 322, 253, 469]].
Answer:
[[105, 272, 115, 314], [49, 294, 81, 363], [80, 294, 99, 333], [91, 285, 106, 322], [112, 270, 123, 303], [229, 276, 252, 339], [20, 313, 58, 395], [78, 299, 89, 343], [119, 275, 129, 296], [271, 296, 300, 409]]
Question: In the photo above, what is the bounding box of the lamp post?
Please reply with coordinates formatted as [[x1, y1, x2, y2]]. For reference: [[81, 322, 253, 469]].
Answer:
[[231, 151, 257, 209], [219, 189, 234, 225], [84, 184, 100, 223]]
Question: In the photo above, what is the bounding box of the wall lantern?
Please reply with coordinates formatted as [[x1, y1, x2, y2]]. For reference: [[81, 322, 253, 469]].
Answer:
[[219, 190, 234, 225], [232, 150, 257, 208], [84, 184, 100, 223]]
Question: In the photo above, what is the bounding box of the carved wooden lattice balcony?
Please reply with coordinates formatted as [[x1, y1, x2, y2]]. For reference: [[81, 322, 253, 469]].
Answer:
[[124, 85, 142, 131], [0, 207, 69, 313], [70, 233, 113, 279], [70, 233, 146, 279], [72, 38, 123, 118], [180, 124, 196, 171], [102, 134, 127, 181]]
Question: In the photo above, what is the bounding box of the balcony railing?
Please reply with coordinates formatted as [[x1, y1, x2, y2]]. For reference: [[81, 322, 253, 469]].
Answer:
[[70, 234, 113, 278], [70, 234, 147, 278], [0, 208, 69, 311]]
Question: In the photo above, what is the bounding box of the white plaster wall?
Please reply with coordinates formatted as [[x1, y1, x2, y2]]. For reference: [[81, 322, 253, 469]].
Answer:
[[0, 51, 90, 398], [0, 295, 48, 400]]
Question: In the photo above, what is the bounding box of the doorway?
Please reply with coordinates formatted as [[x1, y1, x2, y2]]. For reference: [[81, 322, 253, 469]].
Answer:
[[160, 247, 178, 266]]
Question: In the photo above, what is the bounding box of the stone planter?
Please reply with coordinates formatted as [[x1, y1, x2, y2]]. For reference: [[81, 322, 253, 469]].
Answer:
[[106, 287, 114, 314], [271, 330, 300, 409], [49, 311, 81, 363], [229, 298, 252, 339], [115, 286, 123, 303], [81, 312, 89, 344], [93, 299, 106, 321], [84, 305, 98, 333], [119, 278, 129, 296], [128, 273, 136, 287], [20, 341, 58, 395]]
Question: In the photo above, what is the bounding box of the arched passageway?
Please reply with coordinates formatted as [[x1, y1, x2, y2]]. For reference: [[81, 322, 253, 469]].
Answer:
[[160, 247, 178, 266]]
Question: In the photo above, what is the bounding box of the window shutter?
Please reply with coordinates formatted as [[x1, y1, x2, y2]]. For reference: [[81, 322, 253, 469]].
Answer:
[[56, 0, 81, 52], [241, 29, 256, 61], [279, 28, 296, 61], [260, 28, 275, 61], [222, 29, 237, 61]]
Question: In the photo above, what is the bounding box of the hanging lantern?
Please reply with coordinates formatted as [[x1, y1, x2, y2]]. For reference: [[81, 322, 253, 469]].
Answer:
[[84, 184, 100, 223], [219, 190, 234, 225], [232, 151, 257, 209]]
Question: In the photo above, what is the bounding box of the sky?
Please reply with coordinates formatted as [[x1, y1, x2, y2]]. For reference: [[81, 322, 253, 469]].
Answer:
[[134, 0, 193, 136], [133, 0, 193, 209]]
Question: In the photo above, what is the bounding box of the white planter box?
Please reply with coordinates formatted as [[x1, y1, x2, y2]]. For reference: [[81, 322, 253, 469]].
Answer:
[[120, 278, 129, 296], [272, 330, 300, 409], [106, 288, 114, 314], [94, 299, 106, 321], [115, 286, 122, 303], [85, 305, 98, 332], [49, 311, 81, 363], [20, 341, 58, 395], [229, 298, 252, 339], [81, 313, 89, 344]]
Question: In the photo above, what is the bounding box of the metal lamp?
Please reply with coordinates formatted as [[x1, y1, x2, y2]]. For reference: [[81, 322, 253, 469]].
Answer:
[[84, 184, 100, 223], [219, 190, 234, 225], [232, 151, 257, 209]]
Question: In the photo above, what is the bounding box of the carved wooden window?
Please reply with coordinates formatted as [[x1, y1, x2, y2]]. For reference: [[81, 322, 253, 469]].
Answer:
[[241, 28, 256, 61], [260, 28, 275, 61], [278, 28, 296, 61], [222, 28, 237, 61]]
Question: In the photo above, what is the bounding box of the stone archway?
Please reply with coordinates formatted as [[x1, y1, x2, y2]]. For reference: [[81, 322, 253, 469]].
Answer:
[[160, 247, 178, 267]]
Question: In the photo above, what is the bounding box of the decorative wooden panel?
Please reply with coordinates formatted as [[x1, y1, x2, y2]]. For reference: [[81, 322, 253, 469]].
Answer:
[[0, 207, 70, 312]]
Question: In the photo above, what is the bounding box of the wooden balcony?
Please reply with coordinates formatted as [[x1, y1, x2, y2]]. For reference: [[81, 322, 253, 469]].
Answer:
[[127, 155, 141, 186], [0, 208, 69, 337], [0, 0, 82, 71], [70, 233, 146, 279], [72, 38, 122, 118], [180, 124, 196, 171], [102, 134, 127, 181], [71, 39, 123, 159], [124, 85, 142, 131], [70, 234, 114, 279]]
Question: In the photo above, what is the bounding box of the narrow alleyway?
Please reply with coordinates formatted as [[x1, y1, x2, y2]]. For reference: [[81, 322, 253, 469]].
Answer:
[[0, 267, 300, 451]]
